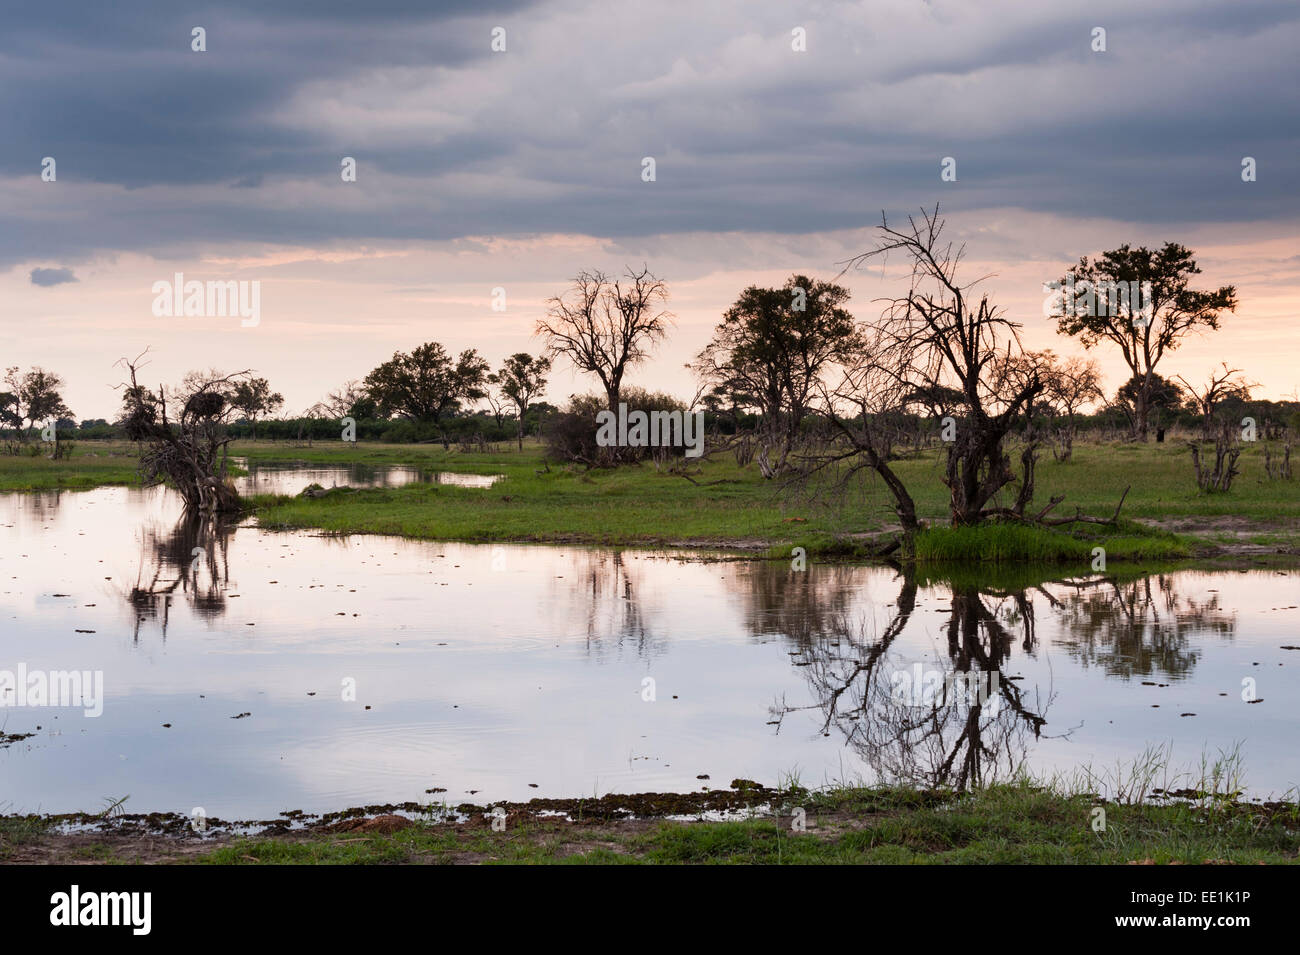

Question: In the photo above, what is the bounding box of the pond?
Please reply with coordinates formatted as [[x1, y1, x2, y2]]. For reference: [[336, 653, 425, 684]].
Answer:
[[1, 468, 1297, 817], [233, 458, 502, 495]]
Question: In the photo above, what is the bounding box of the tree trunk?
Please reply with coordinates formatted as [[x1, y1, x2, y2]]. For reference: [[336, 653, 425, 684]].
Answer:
[[1135, 376, 1151, 442]]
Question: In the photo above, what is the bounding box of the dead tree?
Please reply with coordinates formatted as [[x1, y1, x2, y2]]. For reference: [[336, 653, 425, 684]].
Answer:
[[1263, 440, 1292, 481], [537, 266, 671, 418], [783, 206, 1127, 548], [1177, 364, 1256, 439], [1188, 420, 1241, 492], [804, 360, 922, 535], [841, 206, 1045, 526], [116, 350, 250, 514]]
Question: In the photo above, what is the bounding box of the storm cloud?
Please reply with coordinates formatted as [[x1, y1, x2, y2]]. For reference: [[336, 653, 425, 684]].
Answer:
[[29, 266, 77, 286], [2, 0, 1297, 271]]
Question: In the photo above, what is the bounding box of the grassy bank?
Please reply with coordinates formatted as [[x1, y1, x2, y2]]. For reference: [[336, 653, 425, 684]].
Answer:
[[242, 439, 1295, 560], [5, 779, 1297, 865], [912, 520, 1192, 562], [4, 438, 1298, 561], [0, 442, 142, 490]]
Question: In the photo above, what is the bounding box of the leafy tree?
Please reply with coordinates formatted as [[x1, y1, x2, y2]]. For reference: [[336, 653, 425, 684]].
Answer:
[[0, 389, 19, 431], [694, 274, 860, 475], [1053, 243, 1236, 441], [490, 352, 552, 451], [363, 342, 489, 427], [904, 382, 966, 420], [2, 366, 73, 440], [230, 376, 284, 439], [1115, 373, 1184, 434]]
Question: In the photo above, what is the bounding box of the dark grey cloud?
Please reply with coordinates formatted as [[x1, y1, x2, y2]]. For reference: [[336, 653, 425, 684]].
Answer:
[[0, 0, 536, 187], [29, 266, 77, 286], [2, 0, 1297, 271]]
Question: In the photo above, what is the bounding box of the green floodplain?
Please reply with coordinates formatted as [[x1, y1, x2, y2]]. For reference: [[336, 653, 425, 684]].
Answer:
[[4, 436, 1297, 563], [2, 437, 1298, 864]]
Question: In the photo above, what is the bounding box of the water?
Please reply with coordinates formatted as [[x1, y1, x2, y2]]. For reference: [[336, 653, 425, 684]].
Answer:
[[233, 458, 502, 495], [2, 469, 1298, 818]]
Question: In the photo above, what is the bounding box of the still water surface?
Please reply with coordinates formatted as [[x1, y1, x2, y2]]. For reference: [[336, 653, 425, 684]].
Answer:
[[1, 463, 1297, 816]]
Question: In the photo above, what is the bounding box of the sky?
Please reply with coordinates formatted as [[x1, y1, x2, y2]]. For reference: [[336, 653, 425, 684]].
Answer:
[[3, 0, 1297, 419]]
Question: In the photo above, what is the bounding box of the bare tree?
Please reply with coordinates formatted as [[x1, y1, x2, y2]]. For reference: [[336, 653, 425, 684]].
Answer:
[[116, 349, 250, 514], [323, 379, 367, 419], [1188, 420, 1243, 493], [840, 206, 1045, 526], [1177, 363, 1255, 437], [537, 266, 672, 417], [1044, 353, 1103, 460], [1000, 350, 1102, 461], [810, 353, 922, 536], [482, 381, 508, 431]]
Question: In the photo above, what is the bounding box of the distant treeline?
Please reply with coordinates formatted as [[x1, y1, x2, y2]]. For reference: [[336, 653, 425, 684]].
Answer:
[[9, 393, 1298, 446]]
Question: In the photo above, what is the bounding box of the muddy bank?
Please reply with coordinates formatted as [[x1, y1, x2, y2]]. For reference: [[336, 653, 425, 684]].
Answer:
[[1, 782, 800, 863], [5, 783, 1298, 866], [3, 779, 792, 838]]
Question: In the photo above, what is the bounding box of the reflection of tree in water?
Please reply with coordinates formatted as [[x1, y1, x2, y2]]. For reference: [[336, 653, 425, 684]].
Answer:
[[731, 563, 862, 646], [767, 567, 1239, 789], [23, 489, 67, 513], [1044, 574, 1234, 681], [127, 513, 234, 639], [553, 550, 667, 661], [771, 568, 1051, 791]]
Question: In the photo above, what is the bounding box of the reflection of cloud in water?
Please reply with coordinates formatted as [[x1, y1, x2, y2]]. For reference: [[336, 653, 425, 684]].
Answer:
[[4, 473, 1293, 815], [231, 459, 502, 496]]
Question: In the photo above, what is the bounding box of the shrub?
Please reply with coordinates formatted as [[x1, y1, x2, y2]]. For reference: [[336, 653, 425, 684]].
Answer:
[[545, 388, 689, 465]]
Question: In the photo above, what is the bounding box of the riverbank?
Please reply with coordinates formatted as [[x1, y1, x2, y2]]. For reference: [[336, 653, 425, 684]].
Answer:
[[241, 440, 1298, 561], [4, 781, 1297, 865], [0, 443, 141, 490], [3, 439, 1298, 561]]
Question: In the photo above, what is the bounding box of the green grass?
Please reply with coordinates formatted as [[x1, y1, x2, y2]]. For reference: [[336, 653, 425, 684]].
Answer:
[[0, 814, 52, 861], [241, 438, 1300, 559], [195, 781, 1299, 865], [0, 442, 142, 490], [12, 748, 1298, 865], [5, 437, 1299, 561], [912, 519, 1193, 563]]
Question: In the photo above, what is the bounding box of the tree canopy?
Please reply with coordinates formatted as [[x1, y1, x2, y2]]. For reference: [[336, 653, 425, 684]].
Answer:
[[363, 342, 489, 423], [1053, 242, 1236, 440]]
